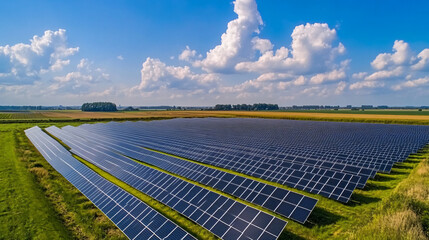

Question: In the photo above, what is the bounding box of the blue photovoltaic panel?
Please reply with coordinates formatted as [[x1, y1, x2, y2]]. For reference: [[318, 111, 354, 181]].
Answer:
[[72, 122, 361, 202], [49, 125, 317, 224], [69, 118, 429, 203], [25, 126, 196, 240], [46, 126, 287, 240]]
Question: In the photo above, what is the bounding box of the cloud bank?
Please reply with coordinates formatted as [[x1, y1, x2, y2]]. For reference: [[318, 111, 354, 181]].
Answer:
[[133, 0, 350, 102]]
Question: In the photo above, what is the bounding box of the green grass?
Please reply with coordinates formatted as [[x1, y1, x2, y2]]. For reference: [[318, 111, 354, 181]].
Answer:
[[278, 109, 429, 115], [0, 126, 71, 239], [143, 147, 429, 240], [0, 111, 48, 119], [125, 153, 293, 222], [2, 109, 429, 126], [72, 155, 217, 240], [2, 117, 429, 240], [0, 122, 127, 240], [0, 113, 12, 119]]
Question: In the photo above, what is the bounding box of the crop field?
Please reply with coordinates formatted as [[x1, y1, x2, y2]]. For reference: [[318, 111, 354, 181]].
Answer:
[[0, 111, 53, 120], [280, 109, 429, 115], [1, 111, 429, 240], [2, 109, 429, 125]]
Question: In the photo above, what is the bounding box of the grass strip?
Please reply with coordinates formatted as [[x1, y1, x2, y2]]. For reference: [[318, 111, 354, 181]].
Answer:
[[9, 126, 126, 239], [72, 154, 217, 240], [143, 146, 429, 240], [43, 128, 216, 239]]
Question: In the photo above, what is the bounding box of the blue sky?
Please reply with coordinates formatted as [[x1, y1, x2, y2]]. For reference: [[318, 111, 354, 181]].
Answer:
[[0, 0, 428, 106]]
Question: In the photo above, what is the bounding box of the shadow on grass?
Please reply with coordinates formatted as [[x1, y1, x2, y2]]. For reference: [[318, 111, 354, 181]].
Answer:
[[279, 230, 307, 240], [363, 182, 391, 191], [405, 158, 422, 163], [372, 174, 395, 182], [393, 164, 414, 170], [304, 207, 344, 227], [389, 169, 408, 175], [347, 193, 381, 206]]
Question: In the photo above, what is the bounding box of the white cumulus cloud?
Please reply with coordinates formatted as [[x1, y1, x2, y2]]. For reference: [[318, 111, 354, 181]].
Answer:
[[235, 23, 346, 75], [350, 40, 429, 92], [392, 76, 429, 91], [335, 81, 347, 95], [364, 66, 404, 81], [371, 40, 411, 70], [0, 29, 78, 84], [179, 46, 198, 62], [349, 80, 385, 90], [133, 57, 219, 92], [352, 72, 368, 79], [194, 0, 263, 73], [411, 49, 429, 71]]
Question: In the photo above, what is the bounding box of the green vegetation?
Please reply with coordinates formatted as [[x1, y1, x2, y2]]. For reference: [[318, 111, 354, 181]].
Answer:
[[0, 127, 71, 239], [144, 147, 429, 240], [214, 103, 279, 111], [280, 109, 429, 116], [81, 102, 117, 112], [1, 112, 429, 240], [72, 155, 216, 240], [2, 109, 429, 125], [0, 111, 48, 120], [122, 106, 139, 111], [279, 147, 429, 240], [0, 123, 127, 239], [125, 153, 292, 222], [348, 148, 429, 240]]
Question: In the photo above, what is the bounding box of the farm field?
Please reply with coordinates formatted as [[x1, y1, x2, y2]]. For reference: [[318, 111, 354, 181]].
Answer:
[[1, 112, 429, 239], [2, 109, 429, 125], [0, 111, 49, 120]]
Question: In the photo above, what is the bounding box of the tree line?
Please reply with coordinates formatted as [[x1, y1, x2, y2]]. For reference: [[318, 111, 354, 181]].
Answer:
[[81, 102, 117, 112], [214, 103, 279, 111]]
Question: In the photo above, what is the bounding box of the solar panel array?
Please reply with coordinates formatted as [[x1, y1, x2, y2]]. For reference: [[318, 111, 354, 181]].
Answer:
[[46, 126, 287, 240], [68, 118, 429, 203], [50, 125, 317, 224], [72, 121, 360, 202], [26, 117, 429, 239], [25, 127, 196, 240]]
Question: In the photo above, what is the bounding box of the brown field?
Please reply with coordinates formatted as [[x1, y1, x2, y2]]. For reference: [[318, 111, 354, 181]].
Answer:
[[38, 110, 429, 125]]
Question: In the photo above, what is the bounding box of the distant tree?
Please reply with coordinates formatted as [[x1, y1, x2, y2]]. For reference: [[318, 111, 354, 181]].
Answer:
[[81, 102, 117, 112], [214, 104, 232, 110], [252, 103, 279, 110], [215, 103, 278, 111], [123, 106, 139, 111]]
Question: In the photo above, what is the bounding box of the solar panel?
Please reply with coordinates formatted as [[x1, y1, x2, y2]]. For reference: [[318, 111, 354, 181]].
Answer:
[[25, 126, 196, 240], [46, 126, 287, 240], [49, 125, 317, 224], [70, 118, 429, 203], [72, 122, 361, 202]]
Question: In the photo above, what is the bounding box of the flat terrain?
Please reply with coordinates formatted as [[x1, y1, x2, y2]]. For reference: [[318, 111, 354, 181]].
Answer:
[[0, 127, 71, 239], [0, 110, 429, 239], [1, 109, 429, 125]]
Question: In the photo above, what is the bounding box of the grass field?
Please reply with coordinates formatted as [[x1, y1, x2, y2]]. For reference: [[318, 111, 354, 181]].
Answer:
[[2, 109, 429, 125], [0, 123, 127, 240], [1, 111, 429, 239], [280, 109, 429, 115], [0, 111, 50, 120]]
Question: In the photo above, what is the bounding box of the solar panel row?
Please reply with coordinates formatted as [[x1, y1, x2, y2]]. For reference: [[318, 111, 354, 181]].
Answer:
[[46, 126, 287, 240], [74, 122, 361, 202], [167, 118, 427, 172], [149, 118, 425, 165], [52, 125, 317, 223], [25, 126, 196, 240], [150, 118, 427, 165], [73, 118, 429, 203]]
